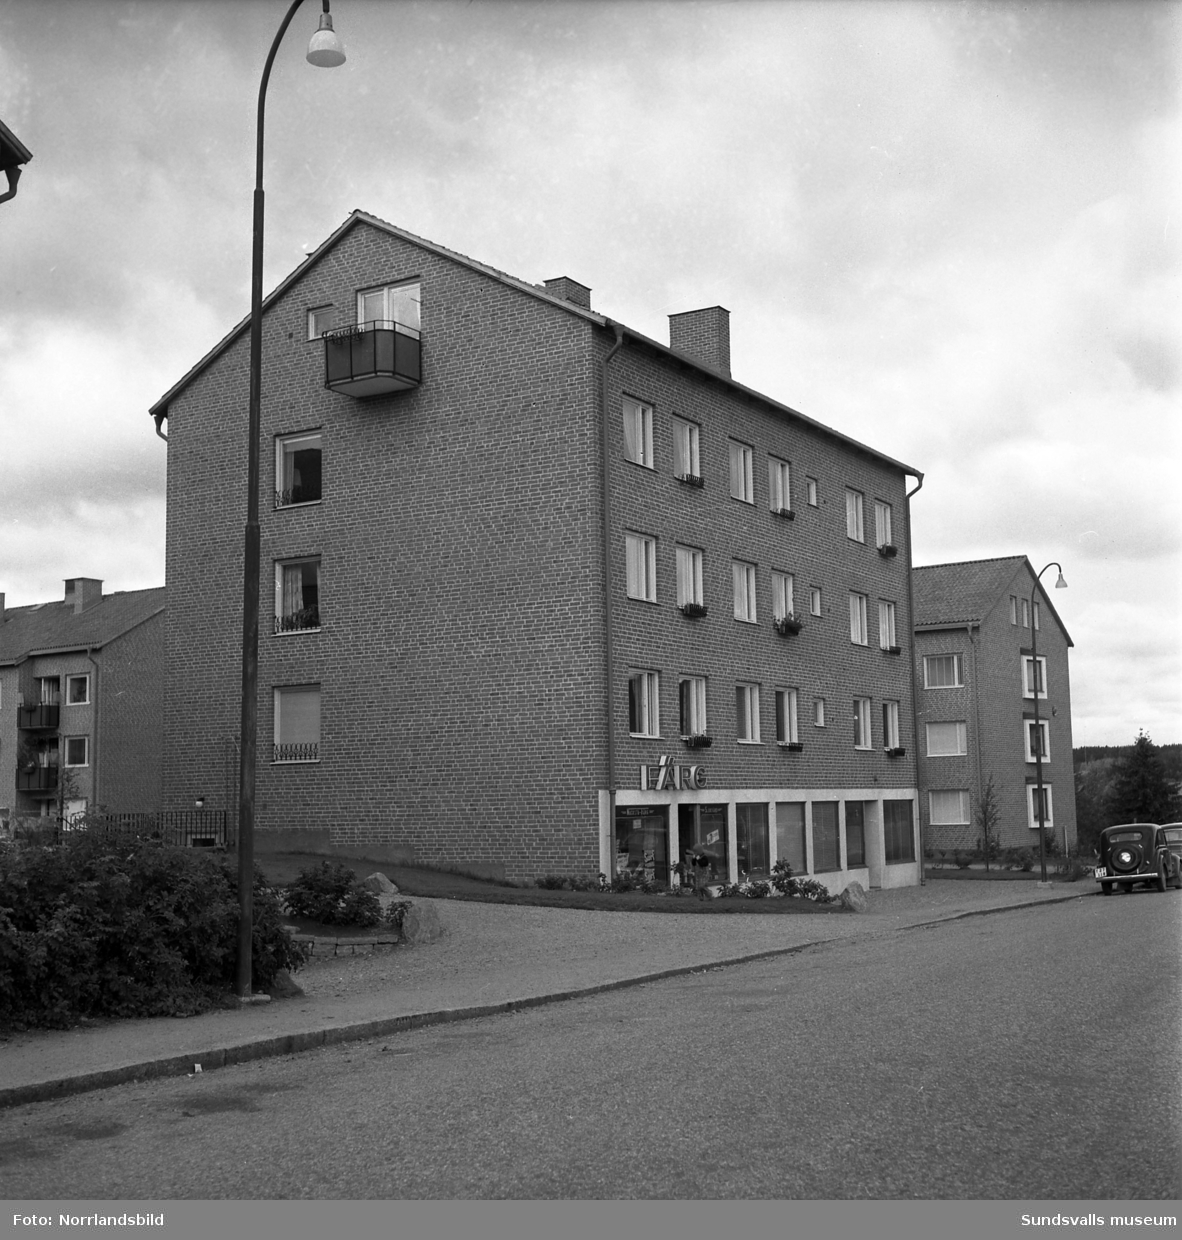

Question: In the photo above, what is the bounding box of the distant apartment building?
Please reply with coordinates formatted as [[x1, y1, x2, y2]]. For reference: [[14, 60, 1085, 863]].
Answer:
[[912, 557, 1077, 854], [150, 211, 925, 889], [0, 580, 165, 828]]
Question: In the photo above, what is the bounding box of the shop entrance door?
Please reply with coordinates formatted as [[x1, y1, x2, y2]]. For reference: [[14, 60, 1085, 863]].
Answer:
[[678, 804, 729, 887], [614, 806, 670, 885]]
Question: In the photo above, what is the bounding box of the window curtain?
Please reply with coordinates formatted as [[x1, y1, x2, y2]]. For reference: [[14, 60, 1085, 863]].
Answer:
[[282, 565, 304, 618], [623, 405, 638, 462]]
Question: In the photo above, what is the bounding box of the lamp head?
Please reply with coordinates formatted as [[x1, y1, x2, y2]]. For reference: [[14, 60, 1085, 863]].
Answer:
[[1054, 572, 1067, 589], [307, 7, 346, 68]]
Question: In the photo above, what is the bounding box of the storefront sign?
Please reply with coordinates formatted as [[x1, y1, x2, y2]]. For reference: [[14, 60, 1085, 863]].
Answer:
[[638, 754, 707, 791]]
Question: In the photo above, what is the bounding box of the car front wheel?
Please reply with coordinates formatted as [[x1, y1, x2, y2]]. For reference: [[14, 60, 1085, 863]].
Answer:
[[1154, 856, 1168, 893]]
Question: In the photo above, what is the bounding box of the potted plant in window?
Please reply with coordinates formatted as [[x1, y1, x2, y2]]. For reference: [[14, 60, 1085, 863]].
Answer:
[[679, 601, 708, 619], [681, 734, 713, 750], [878, 543, 899, 559], [774, 612, 803, 636]]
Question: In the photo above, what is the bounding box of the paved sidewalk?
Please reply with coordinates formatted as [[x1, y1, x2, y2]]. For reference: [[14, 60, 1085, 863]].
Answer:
[[0, 879, 1087, 1109]]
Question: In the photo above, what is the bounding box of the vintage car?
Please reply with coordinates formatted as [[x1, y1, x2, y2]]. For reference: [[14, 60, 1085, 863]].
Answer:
[[1095, 823, 1182, 894]]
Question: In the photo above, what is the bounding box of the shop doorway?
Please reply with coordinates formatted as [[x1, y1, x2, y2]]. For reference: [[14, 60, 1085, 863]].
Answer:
[[678, 803, 729, 887], [615, 806, 669, 885]]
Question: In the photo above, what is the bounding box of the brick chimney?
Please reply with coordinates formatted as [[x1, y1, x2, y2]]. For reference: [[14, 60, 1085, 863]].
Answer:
[[64, 578, 103, 614], [669, 306, 731, 377], [542, 277, 592, 310]]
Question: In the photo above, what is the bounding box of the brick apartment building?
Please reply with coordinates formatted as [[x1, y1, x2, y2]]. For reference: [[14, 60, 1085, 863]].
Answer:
[[913, 556, 1078, 855], [150, 211, 925, 890], [0, 580, 165, 829]]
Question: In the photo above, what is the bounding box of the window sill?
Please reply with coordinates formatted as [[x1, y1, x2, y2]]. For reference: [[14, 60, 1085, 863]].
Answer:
[[734, 616, 758, 625], [625, 459, 656, 472], [736, 739, 763, 746], [274, 499, 323, 511], [778, 742, 804, 751], [274, 627, 322, 637], [626, 595, 660, 605], [730, 496, 755, 506], [271, 758, 321, 766], [629, 733, 661, 740]]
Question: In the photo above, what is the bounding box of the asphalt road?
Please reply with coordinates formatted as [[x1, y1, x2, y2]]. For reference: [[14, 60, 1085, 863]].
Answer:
[[2, 891, 1179, 1200]]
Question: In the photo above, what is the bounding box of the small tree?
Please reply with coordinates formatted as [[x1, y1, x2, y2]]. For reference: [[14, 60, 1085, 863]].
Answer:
[[975, 774, 1000, 871], [1108, 730, 1181, 826]]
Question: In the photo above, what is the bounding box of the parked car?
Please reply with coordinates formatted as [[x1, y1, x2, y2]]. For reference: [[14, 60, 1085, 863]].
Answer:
[[1095, 824, 1182, 894]]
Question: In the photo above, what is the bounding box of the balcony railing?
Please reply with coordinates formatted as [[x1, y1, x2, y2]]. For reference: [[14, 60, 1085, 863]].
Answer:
[[17, 766, 59, 792], [274, 484, 321, 509], [324, 320, 421, 398], [18, 703, 60, 730], [273, 742, 319, 763], [274, 606, 320, 635]]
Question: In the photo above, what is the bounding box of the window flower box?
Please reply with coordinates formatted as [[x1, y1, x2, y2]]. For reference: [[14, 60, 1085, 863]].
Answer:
[[885, 644, 902, 656], [680, 602, 708, 619], [886, 746, 906, 758], [878, 543, 899, 559], [774, 614, 803, 636], [772, 507, 796, 520], [682, 734, 713, 750], [780, 741, 804, 752], [676, 473, 705, 488]]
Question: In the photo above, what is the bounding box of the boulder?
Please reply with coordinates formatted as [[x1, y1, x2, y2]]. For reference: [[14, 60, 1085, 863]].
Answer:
[[400, 901, 443, 945], [839, 881, 868, 913], [362, 871, 398, 895], [265, 970, 305, 998]]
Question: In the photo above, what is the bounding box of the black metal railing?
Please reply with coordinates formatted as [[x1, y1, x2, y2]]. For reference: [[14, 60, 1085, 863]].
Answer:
[[274, 484, 321, 508], [272, 742, 319, 763], [17, 766, 58, 792], [19, 810, 229, 848], [274, 605, 320, 634], [18, 703, 60, 730]]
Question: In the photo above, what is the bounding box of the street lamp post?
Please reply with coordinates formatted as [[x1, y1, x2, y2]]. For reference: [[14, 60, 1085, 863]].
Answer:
[[1029, 561, 1067, 887], [236, 0, 345, 1000]]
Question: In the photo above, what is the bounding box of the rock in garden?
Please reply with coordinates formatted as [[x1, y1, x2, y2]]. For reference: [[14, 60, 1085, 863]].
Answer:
[[265, 970, 305, 998], [400, 901, 443, 944], [362, 872, 398, 895], [839, 881, 868, 913]]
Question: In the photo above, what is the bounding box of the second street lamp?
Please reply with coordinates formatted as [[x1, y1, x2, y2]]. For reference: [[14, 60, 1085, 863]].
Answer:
[[1029, 561, 1067, 887], [237, 0, 345, 1001]]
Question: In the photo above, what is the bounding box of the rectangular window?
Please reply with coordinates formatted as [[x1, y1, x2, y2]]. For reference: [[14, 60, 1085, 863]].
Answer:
[[874, 499, 893, 548], [733, 561, 757, 622], [358, 281, 421, 334], [39, 676, 61, 705], [679, 676, 707, 737], [813, 697, 826, 728], [626, 533, 657, 602], [926, 721, 967, 757], [675, 545, 704, 608], [849, 592, 869, 645], [768, 458, 792, 512], [771, 571, 795, 622], [275, 431, 322, 507], [809, 587, 822, 617], [884, 799, 916, 862], [878, 599, 897, 649], [736, 803, 770, 878], [923, 654, 963, 689], [853, 697, 872, 749], [274, 558, 321, 634], [1010, 595, 1018, 625], [1028, 783, 1054, 829], [776, 802, 807, 874], [1021, 598, 1030, 627], [729, 440, 754, 502], [806, 477, 818, 506], [623, 396, 654, 468], [929, 790, 970, 825], [672, 417, 700, 480], [1022, 656, 1048, 699], [882, 700, 901, 750], [812, 801, 840, 872], [64, 736, 89, 767], [628, 671, 660, 737], [273, 684, 320, 762], [66, 675, 89, 705], [307, 305, 336, 339], [1033, 600, 1041, 631], [845, 801, 866, 868], [736, 683, 761, 743], [775, 688, 799, 744], [846, 489, 865, 542], [1025, 719, 1051, 762]]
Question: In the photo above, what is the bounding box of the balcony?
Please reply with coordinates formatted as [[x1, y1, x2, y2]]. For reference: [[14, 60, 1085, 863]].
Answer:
[[18, 703, 59, 730], [324, 321, 421, 398], [18, 766, 58, 793]]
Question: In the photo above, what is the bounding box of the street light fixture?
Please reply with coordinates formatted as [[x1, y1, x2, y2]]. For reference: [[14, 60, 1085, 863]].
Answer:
[[237, 0, 345, 1001], [1029, 562, 1067, 886]]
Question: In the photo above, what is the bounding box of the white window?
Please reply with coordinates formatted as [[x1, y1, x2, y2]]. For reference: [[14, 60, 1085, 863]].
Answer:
[[1021, 598, 1030, 627], [733, 561, 757, 622], [628, 671, 660, 737], [846, 489, 865, 542], [1009, 595, 1018, 625], [679, 676, 707, 736], [274, 558, 321, 634], [1022, 656, 1048, 699], [775, 688, 799, 744], [809, 587, 822, 617], [1027, 783, 1054, 829], [626, 533, 657, 602], [1025, 719, 1051, 762], [358, 281, 421, 334], [39, 676, 61, 705], [1033, 600, 1041, 631], [729, 441, 754, 503], [806, 477, 818, 506], [768, 458, 792, 513], [874, 499, 893, 548], [930, 790, 971, 825], [672, 417, 700, 480], [64, 736, 89, 767], [307, 305, 336, 339], [926, 721, 967, 757], [849, 592, 869, 645], [623, 397, 654, 468], [882, 700, 901, 749], [66, 675, 90, 705], [853, 697, 872, 749], [924, 654, 963, 689], [675, 545, 704, 609], [736, 683, 761, 743], [772, 571, 795, 622], [813, 697, 826, 727], [274, 684, 321, 762], [878, 600, 897, 649], [275, 431, 322, 507]]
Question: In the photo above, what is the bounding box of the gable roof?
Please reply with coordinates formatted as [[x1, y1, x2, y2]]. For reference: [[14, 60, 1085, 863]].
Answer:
[[0, 587, 166, 665], [148, 210, 921, 481], [912, 556, 1072, 645]]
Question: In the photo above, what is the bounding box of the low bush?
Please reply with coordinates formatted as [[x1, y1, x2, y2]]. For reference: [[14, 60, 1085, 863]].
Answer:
[[385, 899, 413, 931], [283, 861, 382, 928]]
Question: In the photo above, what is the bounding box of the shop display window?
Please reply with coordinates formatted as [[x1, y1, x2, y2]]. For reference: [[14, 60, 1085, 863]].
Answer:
[[776, 802, 807, 874], [679, 804, 729, 888], [736, 804, 770, 877]]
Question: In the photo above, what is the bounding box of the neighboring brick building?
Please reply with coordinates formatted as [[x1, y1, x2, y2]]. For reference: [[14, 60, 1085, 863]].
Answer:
[[0, 581, 166, 829], [150, 211, 925, 890], [912, 557, 1077, 856]]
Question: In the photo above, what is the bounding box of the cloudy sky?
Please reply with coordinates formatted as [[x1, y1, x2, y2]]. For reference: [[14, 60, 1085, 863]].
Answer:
[[1, 0, 1178, 746]]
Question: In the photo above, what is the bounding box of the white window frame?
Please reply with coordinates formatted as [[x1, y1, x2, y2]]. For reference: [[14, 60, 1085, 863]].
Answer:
[[275, 431, 322, 508], [672, 417, 700, 480], [39, 676, 61, 705], [626, 533, 657, 602], [768, 457, 792, 512], [853, 697, 872, 750], [679, 676, 707, 737], [809, 587, 822, 617], [1025, 719, 1051, 762], [623, 397, 654, 469], [806, 477, 818, 506], [849, 592, 869, 645], [1033, 600, 1041, 631], [923, 654, 964, 689], [733, 560, 758, 622], [878, 599, 897, 649], [273, 684, 321, 763], [1027, 783, 1054, 829], [874, 499, 893, 548], [357, 280, 421, 333], [274, 557, 322, 634], [930, 789, 971, 826], [926, 721, 968, 757], [63, 736, 89, 768], [629, 671, 661, 738], [882, 700, 901, 750], [1022, 656, 1048, 700], [772, 571, 795, 622], [775, 687, 799, 744], [736, 683, 761, 743], [675, 545, 704, 608], [1021, 597, 1030, 627], [307, 305, 336, 339], [846, 489, 865, 542], [729, 440, 754, 503], [1009, 595, 1018, 625], [66, 674, 90, 706], [813, 697, 826, 728]]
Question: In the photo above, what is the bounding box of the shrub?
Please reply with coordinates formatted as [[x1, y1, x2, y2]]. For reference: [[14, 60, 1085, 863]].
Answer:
[[744, 880, 772, 898], [535, 875, 569, 890], [283, 861, 382, 928], [385, 899, 413, 931]]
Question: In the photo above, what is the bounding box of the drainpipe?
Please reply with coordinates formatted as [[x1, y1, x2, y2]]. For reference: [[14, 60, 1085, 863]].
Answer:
[[904, 472, 925, 884], [967, 624, 985, 867], [154, 411, 168, 442], [600, 322, 626, 877], [86, 648, 101, 812]]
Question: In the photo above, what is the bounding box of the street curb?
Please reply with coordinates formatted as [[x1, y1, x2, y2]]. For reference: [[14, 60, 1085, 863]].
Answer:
[[0, 894, 1084, 1111]]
